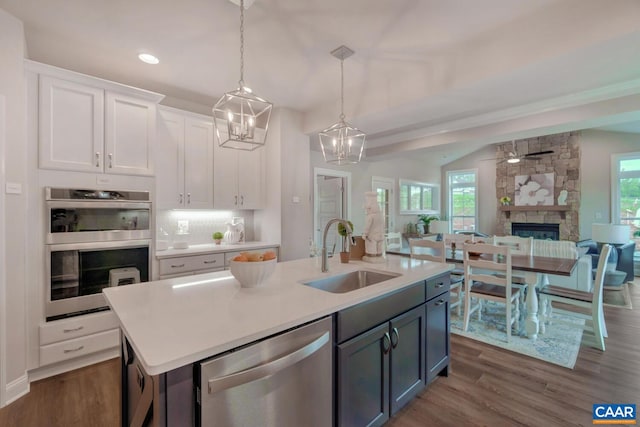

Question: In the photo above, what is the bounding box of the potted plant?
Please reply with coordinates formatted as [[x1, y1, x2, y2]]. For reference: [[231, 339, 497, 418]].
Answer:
[[212, 231, 224, 245], [417, 215, 439, 234], [500, 196, 511, 206], [337, 220, 354, 263]]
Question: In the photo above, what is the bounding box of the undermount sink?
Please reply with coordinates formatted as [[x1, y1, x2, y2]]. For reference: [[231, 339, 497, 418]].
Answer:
[[302, 270, 401, 293]]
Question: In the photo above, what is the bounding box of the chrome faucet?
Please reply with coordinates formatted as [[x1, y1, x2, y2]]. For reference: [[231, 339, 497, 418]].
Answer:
[[322, 218, 355, 273]]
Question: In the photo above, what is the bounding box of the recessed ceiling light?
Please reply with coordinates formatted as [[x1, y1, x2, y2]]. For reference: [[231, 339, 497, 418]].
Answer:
[[138, 53, 159, 65]]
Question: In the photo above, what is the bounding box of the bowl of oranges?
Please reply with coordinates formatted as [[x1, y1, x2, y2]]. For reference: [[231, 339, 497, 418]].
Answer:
[[229, 250, 277, 288]]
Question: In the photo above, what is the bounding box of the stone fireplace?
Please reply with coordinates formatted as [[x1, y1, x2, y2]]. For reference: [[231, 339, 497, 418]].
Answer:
[[495, 132, 580, 241]]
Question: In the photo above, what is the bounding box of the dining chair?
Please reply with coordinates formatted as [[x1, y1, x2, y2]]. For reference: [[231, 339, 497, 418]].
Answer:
[[463, 242, 521, 342], [539, 244, 611, 351], [409, 238, 463, 316], [442, 232, 472, 286], [492, 235, 533, 303], [385, 232, 402, 251]]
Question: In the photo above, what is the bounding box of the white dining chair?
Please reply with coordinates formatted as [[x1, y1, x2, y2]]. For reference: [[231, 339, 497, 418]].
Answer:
[[463, 242, 521, 342], [493, 235, 533, 303], [539, 244, 611, 351], [409, 239, 463, 316], [385, 232, 402, 251]]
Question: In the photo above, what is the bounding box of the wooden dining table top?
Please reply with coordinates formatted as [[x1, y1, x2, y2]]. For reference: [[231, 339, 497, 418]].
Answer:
[[387, 248, 578, 277]]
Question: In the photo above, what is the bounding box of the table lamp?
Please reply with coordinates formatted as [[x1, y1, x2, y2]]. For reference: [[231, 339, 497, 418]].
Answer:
[[429, 220, 449, 241], [591, 223, 630, 271]]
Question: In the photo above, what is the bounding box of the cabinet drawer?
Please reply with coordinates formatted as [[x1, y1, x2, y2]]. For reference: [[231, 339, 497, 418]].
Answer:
[[336, 281, 425, 343], [426, 273, 450, 301], [159, 253, 224, 276], [40, 328, 120, 366], [40, 310, 118, 345]]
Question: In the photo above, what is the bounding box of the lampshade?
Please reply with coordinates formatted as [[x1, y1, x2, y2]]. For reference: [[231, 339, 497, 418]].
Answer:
[[318, 45, 366, 165], [591, 223, 630, 244], [212, 0, 272, 151], [429, 220, 449, 234]]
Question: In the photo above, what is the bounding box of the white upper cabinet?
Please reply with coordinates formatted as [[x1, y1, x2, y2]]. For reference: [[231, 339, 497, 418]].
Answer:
[[104, 92, 156, 175], [157, 107, 213, 209], [39, 76, 104, 173], [213, 143, 264, 210], [35, 63, 163, 176]]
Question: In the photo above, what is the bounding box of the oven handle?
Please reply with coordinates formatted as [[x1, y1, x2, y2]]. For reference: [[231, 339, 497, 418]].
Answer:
[[46, 239, 151, 252], [47, 200, 151, 210]]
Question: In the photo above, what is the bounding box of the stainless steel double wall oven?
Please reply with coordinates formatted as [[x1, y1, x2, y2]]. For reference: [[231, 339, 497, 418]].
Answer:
[[45, 188, 151, 321]]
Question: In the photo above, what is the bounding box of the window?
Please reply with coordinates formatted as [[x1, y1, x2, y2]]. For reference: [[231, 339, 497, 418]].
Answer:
[[372, 176, 395, 233], [399, 180, 440, 214], [447, 170, 477, 233], [612, 152, 640, 241]]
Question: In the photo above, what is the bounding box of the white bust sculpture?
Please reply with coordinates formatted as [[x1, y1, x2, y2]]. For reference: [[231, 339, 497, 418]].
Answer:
[[362, 191, 385, 263]]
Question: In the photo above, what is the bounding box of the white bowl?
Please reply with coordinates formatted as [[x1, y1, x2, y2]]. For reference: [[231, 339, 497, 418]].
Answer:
[[229, 258, 277, 288]]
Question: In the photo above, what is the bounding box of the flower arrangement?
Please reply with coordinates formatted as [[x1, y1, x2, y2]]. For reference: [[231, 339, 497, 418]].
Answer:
[[499, 196, 511, 206]]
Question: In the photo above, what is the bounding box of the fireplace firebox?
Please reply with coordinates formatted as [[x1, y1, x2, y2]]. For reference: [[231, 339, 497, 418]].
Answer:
[[512, 222, 559, 240]]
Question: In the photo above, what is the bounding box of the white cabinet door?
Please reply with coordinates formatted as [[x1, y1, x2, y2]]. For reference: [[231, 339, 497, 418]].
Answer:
[[105, 92, 155, 176], [39, 75, 104, 172], [237, 148, 264, 209], [184, 117, 214, 208], [213, 144, 240, 209], [156, 109, 185, 209], [214, 144, 264, 209]]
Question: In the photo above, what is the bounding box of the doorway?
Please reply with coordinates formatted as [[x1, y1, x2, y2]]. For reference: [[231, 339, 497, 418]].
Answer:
[[313, 168, 351, 256]]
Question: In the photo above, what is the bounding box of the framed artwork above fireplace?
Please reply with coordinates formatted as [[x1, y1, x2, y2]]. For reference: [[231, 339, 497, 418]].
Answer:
[[515, 173, 554, 206]]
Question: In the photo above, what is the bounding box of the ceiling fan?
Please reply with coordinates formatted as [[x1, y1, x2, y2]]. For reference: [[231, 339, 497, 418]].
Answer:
[[492, 141, 554, 164]]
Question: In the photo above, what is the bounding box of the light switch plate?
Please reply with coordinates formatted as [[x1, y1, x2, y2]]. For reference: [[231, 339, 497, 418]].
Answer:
[[5, 182, 22, 194]]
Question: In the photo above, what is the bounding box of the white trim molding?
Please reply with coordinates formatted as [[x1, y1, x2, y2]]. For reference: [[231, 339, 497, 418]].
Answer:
[[4, 374, 29, 406], [0, 96, 7, 407]]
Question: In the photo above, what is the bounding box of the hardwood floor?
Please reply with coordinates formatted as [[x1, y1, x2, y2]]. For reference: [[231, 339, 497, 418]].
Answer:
[[1, 279, 638, 426]]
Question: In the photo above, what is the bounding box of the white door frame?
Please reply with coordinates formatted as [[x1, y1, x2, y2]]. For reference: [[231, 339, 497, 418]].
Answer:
[[313, 167, 351, 249], [0, 96, 7, 407], [372, 176, 395, 233]]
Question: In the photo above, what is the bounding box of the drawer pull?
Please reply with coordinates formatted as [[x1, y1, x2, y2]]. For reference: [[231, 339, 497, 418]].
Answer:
[[435, 282, 445, 289], [63, 345, 85, 354], [63, 326, 84, 333], [203, 260, 217, 264], [171, 263, 186, 268], [435, 299, 446, 306]]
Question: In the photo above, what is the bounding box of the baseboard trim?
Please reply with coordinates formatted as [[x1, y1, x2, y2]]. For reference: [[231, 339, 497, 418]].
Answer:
[[4, 373, 29, 406]]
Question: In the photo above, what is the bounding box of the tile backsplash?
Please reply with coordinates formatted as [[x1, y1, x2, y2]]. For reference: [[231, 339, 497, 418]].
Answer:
[[156, 210, 254, 245]]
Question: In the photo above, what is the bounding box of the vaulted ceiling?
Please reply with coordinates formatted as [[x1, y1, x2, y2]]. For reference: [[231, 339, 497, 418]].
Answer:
[[2, 0, 640, 160]]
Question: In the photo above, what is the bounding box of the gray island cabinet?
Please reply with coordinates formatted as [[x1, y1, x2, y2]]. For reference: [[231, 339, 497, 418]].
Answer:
[[104, 256, 452, 427]]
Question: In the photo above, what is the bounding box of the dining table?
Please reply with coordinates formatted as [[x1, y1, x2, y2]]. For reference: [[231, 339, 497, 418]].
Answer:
[[386, 247, 578, 339]]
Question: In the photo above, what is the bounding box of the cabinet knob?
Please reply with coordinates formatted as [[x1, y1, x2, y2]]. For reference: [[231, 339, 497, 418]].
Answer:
[[240, 195, 244, 206], [95, 152, 100, 167], [187, 193, 191, 204], [108, 153, 113, 168], [234, 195, 238, 206], [179, 193, 183, 204], [382, 332, 391, 354], [435, 299, 446, 306], [391, 327, 399, 348]]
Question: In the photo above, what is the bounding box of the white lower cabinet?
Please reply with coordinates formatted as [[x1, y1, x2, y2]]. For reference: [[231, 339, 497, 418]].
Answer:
[[38, 310, 120, 367], [159, 253, 224, 278]]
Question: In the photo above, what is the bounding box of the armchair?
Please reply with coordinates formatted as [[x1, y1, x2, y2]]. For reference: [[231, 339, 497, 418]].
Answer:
[[577, 238, 635, 282]]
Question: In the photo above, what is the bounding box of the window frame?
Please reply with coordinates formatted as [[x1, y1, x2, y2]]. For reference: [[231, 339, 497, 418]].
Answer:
[[446, 169, 478, 233], [372, 176, 395, 233], [611, 151, 640, 229], [398, 179, 440, 215]]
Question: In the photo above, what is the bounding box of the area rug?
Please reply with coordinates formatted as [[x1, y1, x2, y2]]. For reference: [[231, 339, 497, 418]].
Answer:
[[450, 302, 584, 369], [603, 283, 633, 310]]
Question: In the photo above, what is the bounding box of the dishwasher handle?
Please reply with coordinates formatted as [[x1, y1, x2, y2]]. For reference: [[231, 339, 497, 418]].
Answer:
[[208, 331, 330, 394]]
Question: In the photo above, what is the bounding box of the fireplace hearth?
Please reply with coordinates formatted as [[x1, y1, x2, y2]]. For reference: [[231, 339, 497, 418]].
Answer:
[[512, 222, 560, 240]]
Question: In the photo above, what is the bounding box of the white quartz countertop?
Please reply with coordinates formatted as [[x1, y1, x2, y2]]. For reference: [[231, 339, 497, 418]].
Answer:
[[155, 241, 279, 259], [103, 255, 452, 375]]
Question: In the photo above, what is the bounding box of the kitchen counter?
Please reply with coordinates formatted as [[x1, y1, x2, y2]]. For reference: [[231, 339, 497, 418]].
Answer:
[[155, 241, 279, 258], [103, 255, 452, 375]]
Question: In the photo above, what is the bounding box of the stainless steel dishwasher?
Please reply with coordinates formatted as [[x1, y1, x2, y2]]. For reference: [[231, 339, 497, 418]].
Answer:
[[196, 316, 333, 427]]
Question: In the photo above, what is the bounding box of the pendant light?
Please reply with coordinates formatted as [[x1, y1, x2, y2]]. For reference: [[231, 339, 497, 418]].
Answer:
[[213, 0, 272, 151], [319, 45, 366, 165]]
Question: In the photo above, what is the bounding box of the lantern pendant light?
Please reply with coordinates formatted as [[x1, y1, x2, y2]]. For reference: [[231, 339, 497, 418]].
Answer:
[[318, 45, 366, 165], [213, 0, 272, 150]]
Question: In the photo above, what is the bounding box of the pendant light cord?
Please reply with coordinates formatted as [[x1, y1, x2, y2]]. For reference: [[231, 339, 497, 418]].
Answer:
[[239, 0, 245, 88], [340, 58, 345, 121]]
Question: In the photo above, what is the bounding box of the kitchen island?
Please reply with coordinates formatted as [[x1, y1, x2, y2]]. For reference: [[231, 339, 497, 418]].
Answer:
[[104, 254, 453, 426]]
